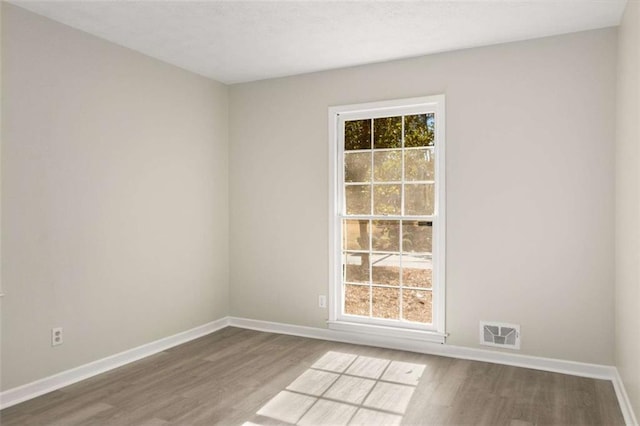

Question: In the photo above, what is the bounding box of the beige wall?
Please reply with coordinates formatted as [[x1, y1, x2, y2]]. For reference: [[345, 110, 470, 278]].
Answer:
[[229, 28, 618, 365], [615, 0, 640, 418], [1, 4, 229, 390], [0, 0, 625, 395]]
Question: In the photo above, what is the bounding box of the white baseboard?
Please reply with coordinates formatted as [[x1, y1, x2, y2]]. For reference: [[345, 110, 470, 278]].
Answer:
[[228, 317, 615, 379], [612, 369, 639, 426], [228, 316, 638, 425], [0, 317, 230, 410], [2, 315, 637, 425]]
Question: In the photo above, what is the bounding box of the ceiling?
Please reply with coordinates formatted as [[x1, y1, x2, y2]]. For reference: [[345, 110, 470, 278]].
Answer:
[[11, 0, 627, 84]]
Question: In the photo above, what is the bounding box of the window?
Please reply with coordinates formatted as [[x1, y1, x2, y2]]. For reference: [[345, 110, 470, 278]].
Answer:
[[328, 96, 446, 342]]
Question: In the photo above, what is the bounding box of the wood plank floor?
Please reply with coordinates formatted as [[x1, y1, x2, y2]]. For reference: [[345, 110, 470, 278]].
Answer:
[[0, 327, 625, 425]]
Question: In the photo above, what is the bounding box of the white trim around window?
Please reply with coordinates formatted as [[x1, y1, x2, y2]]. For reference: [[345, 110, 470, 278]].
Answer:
[[328, 95, 446, 344]]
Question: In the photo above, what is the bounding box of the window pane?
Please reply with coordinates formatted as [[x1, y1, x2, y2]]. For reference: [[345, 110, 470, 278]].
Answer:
[[372, 287, 399, 319], [373, 184, 401, 215], [372, 254, 400, 286], [344, 219, 370, 251], [345, 185, 371, 215], [345, 119, 371, 150], [374, 150, 401, 182], [404, 114, 434, 147], [345, 152, 371, 183], [373, 116, 402, 149], [340, 104, 442, 328], [404, 184, 434, 216], [404, 149, 434, 181], [402, 255, 432, 289], [345, 285, 370, 317], [372, 220, 400, 252], [402, 290, 432, 323], [402, 220, 432, 253], [344, 253, 369, 283]]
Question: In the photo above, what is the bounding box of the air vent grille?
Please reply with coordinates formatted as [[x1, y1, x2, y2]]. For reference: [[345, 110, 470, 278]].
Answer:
[[480, 321, 520, 350]]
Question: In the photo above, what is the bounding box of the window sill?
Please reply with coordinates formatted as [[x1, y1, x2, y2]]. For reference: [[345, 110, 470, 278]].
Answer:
[[327, 320, 447, 344]]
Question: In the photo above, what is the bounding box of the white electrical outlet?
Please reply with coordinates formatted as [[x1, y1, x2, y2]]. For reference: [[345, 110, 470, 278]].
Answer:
[[318, 295, 327, 308], [51, 327, 63, 346]]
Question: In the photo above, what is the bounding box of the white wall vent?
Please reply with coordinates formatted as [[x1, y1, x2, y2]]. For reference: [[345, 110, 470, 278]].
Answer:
[[480, 321, 520, 350]]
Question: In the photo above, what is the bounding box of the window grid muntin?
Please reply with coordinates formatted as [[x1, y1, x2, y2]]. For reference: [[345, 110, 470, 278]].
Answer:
[[342, 221, 434, 318], [344, 147, 434, 185], [341, 111, 436, 325], [344, 282, 433, 291]]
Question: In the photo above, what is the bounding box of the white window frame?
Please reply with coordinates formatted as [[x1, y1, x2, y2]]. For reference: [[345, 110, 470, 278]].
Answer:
[[327, 95, 446, 343]]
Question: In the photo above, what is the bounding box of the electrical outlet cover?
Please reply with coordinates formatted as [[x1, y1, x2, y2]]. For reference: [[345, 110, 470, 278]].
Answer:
[[51, 327, 63, 346], [318, 295, 327, 308]]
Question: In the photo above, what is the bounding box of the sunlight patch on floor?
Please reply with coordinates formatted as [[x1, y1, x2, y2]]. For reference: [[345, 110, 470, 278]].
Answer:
[[247, 351, 425, 426]]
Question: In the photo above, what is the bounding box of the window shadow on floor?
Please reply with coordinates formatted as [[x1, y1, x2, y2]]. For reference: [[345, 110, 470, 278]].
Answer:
[[244, 350, 425, 426]]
